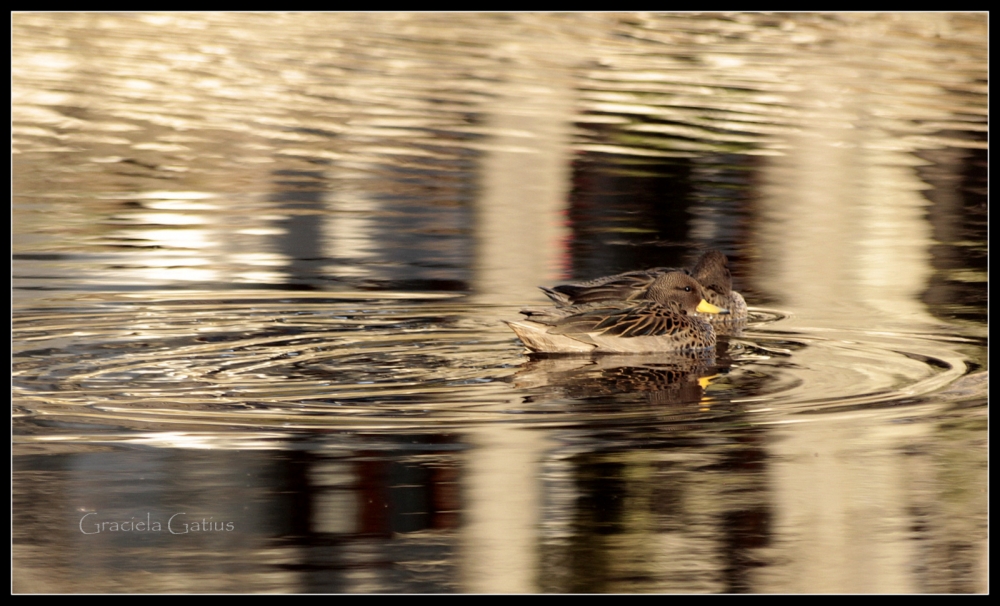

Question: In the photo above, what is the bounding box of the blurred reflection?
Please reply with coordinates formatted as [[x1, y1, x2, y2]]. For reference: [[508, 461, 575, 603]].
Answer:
[[916, 146, 988, 324], [755, 106, 938, 325], [751, 15, 985, 328], [511, 352, 717, 408], [535, 414, 772, 592], [745, 21, 987, 594], [471, 43, 576, 302], [13, 437, 464, 593], [460, 427, 548, 593]]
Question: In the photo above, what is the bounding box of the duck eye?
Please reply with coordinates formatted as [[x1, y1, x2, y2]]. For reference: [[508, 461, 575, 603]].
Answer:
[[683, 286, 691, 292]]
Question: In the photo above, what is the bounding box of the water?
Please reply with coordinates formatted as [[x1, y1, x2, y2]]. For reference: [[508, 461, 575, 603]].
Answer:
[[13, 13, 987, 593]]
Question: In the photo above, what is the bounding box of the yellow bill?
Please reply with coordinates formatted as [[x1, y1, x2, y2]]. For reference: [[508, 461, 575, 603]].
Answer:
[[697, 374, 721, 389], [696, 299, 729, 314]]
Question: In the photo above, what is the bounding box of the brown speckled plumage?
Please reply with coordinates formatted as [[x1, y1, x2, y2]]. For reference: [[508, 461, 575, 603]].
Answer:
[[506, 272, 725, 354], [540, 249, 748, 331], [689, 250, 748, 325]]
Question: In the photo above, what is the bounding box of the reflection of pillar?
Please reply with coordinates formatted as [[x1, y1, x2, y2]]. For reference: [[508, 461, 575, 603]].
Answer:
[[322, 186, 379, 280], [755, 113, 937, 326], [757, 416, 920, 593], [751, 19, 953, 594], [463, 44, 577, 592], [460, 426, 549, 593], [753, 20, 949, 328], [472, 66, 575, 303]]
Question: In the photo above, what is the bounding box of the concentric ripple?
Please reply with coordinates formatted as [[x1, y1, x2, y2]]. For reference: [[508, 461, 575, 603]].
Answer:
[[12, 292, 987, 438]]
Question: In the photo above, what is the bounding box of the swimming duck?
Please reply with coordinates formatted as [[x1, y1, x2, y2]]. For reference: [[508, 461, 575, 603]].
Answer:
[[506, 271, 728, 353], [540, 249, 748, 324]]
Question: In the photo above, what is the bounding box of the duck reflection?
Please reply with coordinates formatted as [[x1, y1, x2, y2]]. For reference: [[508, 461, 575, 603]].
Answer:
[[511, 350, 721, 407]]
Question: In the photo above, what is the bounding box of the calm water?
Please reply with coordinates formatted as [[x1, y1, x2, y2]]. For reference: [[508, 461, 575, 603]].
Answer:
[[13, 13, 987, 593]]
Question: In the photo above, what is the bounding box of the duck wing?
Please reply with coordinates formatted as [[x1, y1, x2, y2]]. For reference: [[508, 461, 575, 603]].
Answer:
[[542, 267, 682, 306], [545, 301, 692, 338]]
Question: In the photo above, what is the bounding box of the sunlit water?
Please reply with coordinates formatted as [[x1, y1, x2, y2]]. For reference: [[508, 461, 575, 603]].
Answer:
[[13, 13, 986, 593]]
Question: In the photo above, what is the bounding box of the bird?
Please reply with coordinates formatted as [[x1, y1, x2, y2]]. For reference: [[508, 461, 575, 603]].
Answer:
[[506, 271, 728, 353], [540, 249, 748, 325]]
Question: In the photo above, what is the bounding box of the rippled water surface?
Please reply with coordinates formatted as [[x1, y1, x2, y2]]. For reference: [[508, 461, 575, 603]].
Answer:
[[13, 13, 986, 593]]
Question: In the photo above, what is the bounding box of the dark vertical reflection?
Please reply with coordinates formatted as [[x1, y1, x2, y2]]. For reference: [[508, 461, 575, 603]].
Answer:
[[916, 140, 988, 324], [566, 155, 696, 279], [686, 154, 758, 286], [273, 170, 330, 290], [566, 130, 758, 284], [295, 434, 463, 593], [537, 424, 773, 594], [716, 437, 771, 594], [565, 457, 627, 593]]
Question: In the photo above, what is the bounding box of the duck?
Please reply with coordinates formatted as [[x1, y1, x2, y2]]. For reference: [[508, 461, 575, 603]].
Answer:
[[540, 249, 748, 325], [506, 271, 728, 353]]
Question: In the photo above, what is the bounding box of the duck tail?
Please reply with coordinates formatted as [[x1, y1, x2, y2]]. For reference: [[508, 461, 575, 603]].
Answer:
[[504, 320, 595, 353], [539, 286, 572, 306]]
